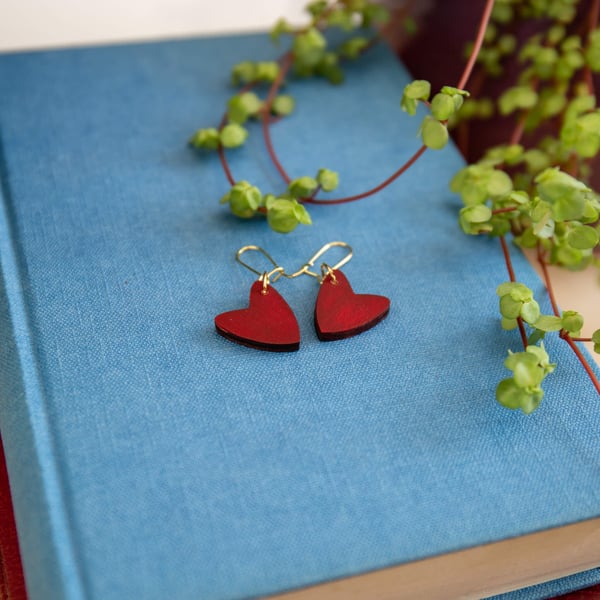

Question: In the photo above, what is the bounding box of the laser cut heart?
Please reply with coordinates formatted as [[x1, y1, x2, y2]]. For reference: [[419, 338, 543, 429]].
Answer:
[[314, 270, 390, 341], [215, 280, 300, 352]]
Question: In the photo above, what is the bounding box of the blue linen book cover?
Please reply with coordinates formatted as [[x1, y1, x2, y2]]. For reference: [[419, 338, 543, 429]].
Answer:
[[0, 33, 599, 600]]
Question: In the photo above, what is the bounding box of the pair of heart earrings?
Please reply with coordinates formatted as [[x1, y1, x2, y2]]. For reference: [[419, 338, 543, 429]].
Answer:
[[214, 241, 390, 352]]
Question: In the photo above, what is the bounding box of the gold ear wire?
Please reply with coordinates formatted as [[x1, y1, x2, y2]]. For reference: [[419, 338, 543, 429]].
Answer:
[[284, 241, 353, 281], [236, 245, 284, 283]]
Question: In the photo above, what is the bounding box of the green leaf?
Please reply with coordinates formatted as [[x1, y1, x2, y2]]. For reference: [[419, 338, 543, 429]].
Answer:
[[293, 28, 327, 67], [339, 37, 369, 60], [288, 176, 318, 198], [498, 86, 538, 115], [533, 315, 563, 332], [267, 199, 305, 233], [403, 80, 431, 101], [400, 96, 418, 116], [561, 310, 584, 336], [592, 328, 600, 353], [440, 86, 470, 98], [520, 389, 544, 414], [272, 95, 295, 116], [231, 61, 256, 85], [420, 116, 449, 150], [501, 317, 518, 330], [362, 4, 390, 26], [270, 18, 294, 44], [316, 168, 339, 192], [520, 299, 540, 325], [487, 170, 513, 198], [292, 201, 312, 225], [496, 378, 526, 410], [255, 62, 280, 82], [189, 128, 220, 150], [219, 123, 249, 148], [227, 181, 262, 218], [499, 295, 523, 319], [227, 92, 263, 124], [461, 204, 492, 223], [430, 93, 456, 120], [567, 225, 599, 249]]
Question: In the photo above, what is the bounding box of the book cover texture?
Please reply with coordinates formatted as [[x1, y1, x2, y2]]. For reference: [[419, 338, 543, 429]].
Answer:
[[0, 34, 599, 600]]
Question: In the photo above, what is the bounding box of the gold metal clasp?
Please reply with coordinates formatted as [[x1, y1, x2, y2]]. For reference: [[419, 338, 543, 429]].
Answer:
[[285, 241, 353, 281]]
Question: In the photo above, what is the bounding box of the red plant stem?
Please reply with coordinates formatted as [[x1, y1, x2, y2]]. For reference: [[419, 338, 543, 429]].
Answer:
[[492, 206, 519, 215], [259, 0, 495, 204], [457, 0, 496, 91], [499, 235, 528, 349], [563, 334, 600, 394], [262, 52, 294, 184], [302, 145, 427, 204], [536, 246, 560, 316], [536, 245, 600, 395], [218, 144, 236, 186]]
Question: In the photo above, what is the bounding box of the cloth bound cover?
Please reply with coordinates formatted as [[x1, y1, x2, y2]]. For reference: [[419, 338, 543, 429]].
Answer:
[[0, 33, 599, 600]]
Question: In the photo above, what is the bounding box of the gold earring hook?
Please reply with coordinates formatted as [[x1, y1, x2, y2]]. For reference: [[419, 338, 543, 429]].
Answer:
[[236, 245, 284, 283], [284, 241, 353, 281]]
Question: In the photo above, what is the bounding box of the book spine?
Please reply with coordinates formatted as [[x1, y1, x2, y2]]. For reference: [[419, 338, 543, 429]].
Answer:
[[0, 133, 85, 600]]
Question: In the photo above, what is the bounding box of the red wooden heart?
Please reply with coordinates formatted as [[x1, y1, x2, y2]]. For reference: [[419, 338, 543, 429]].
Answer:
[[215, 280, 300, 352], [315, 270, 390, 341]]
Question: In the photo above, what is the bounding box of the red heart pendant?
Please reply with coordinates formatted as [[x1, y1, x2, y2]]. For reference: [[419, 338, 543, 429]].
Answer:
[[315, 270, 390, 341], [215, 280, 300, 352]]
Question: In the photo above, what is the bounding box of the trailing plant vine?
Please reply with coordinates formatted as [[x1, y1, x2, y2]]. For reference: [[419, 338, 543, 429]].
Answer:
[[189, 0, 600, 412]]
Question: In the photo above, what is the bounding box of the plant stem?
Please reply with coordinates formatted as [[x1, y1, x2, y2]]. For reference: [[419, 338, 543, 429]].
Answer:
[[262, 52, 294, 184], [302, 145, 427, 204], [492, 206, 519, 215], [562, 334, 600, 394], [259, 0, 495, 203], [536, 244, 600, 395], [457, 0, 496, 91], [499, 235, 528, 349], [536, 245, 560, 316]]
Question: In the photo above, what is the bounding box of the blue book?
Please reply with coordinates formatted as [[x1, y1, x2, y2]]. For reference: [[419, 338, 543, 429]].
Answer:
[[1, 32, 600, 600]]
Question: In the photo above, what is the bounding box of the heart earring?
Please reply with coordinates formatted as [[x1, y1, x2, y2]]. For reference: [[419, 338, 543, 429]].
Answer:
[[214, 245, 300, 352], [293, 242, 390, 341]]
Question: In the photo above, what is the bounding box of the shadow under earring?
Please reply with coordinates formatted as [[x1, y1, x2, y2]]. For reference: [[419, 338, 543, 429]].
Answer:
[[214, 246, 300, 352]]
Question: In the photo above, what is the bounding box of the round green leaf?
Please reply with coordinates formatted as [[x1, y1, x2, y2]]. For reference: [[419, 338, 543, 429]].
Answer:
[[228, 181, 261, 218], [316, 168, 339, 192], [487, 170, 513, 198], [430, 93, 455, 120], [421, 117, 449, 150], [499, 295, 523, 319], [520, 299, 540, 325], [267, 199, 300, 233], [289, 176, 318, 198], [220, 123, 248, 148], [189, 128, 220, 150], [533, 315, 562, 332], [272, 95, 295, 116], [404, 80, 431, 100], [496, 378, 526, 409], [567, 225, 599, 249], [561, 310, 584, 335]]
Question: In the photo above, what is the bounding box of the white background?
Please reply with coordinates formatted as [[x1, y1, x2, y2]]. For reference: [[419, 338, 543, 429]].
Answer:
[[0, 0, 306, 52]]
